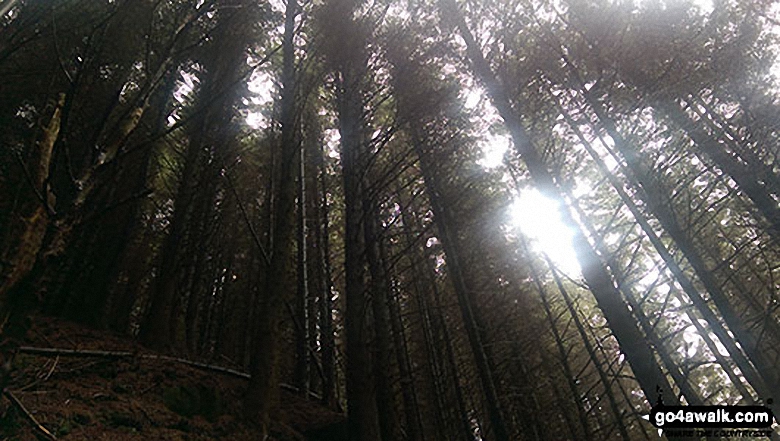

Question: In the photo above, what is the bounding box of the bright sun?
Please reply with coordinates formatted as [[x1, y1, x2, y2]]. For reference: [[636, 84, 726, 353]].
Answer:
[[510, 188, 581, 275]]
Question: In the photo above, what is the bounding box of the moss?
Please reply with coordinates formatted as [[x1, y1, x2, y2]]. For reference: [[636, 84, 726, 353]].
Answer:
[[56, 417, 74, 436]]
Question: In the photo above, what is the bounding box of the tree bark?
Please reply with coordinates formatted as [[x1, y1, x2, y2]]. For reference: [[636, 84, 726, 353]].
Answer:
[[245, 0, 301, 431], [381, 233, 425, 441], [294, 141, 311, 394], [364, 202, 402, 441], [324, 0, 382, 437]]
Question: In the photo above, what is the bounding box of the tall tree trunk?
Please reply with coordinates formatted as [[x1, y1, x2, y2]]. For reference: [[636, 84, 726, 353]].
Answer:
[[523, 238, 592, 440], [543, 251, 631, 440], [389, 44, 511, 440], [245, 0, 301, 431], [364, 202, 402, 441], [567, 187, 704, 406], [0, 93, 63, 309], [440, 0, 679, 408], [0, 93, 64, 393], [34, 1, 198, 329], [324, 0, 382, 437], [552, 89, 767, 404], [381, 234, 425, 441], [690, 95, 780, 198], [414, 134, 510, 441], [139, 4, 253, 349], [658, 98, 780, 241], [316, 144, 337, 408], [295, 142, 311, 393], [302, 124, 322, 394], [339, 67, 381, 441], [102, 69, 179, 334], [139, 120, 205, 349], [421, 256, 472, 441], [398, 196, 462, 440], [568, 81, 780, 402]]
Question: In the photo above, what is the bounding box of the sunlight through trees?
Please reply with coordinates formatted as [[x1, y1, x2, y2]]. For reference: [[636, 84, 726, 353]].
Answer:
[[1, 0, 779, 439]]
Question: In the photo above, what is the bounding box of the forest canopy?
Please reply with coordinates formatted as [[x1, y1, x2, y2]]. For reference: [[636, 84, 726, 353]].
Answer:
[[1, 0, 779, 439]]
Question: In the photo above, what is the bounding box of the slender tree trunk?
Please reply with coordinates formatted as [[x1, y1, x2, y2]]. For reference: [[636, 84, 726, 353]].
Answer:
[[658, 98, 780, 241], [317, 147, 337, 408], [581, 304, 654, 440], [415, 138, 510, 441], [388, 39, 505, 440], [690, 95, 780, 198], [553, 91, 766, 404], [389, 44, 510, 439], [399, 202, 457, 440], [548, 370, 583, 440], [544, 253, 631, 441], [423, 261, 472, 440], [106, 74, 176, 333], [569, 83, 780, 402], [523, 238, 592, 440], [324, 0, 382, 436], [440, 0, 678, 408], [381, 236, 425, 441], [339, 72, 381, 441], [245, 0, 301, 430], [139, 4, 251, 348], [302, 126, 322, 393], [567, 188, 704, 406], [0, 93, 64, 393], [0, 93, 63, 308], [364, 202, 401, 441], [295, 142, 311, 393], [139, 121, 203, 349], [505, 338, 544, 441], [178, 164, 221, 350]]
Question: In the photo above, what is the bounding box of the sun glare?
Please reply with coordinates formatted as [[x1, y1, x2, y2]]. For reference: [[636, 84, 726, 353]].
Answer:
[[634, 0, 713, 14], [246, 69, 275, 129], [478, 133, 511, 168], [510, 188, 581, 275]]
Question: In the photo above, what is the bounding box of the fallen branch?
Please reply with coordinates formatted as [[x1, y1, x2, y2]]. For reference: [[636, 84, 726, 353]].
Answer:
[[3, 388, 57, 440], [43, 356, 58, 381], [150, 354, 250, 380], [18, 346, 133, 358], [18, 346, 247, 376], [17, 346, 323, 401], [18, 356, 59, 392]]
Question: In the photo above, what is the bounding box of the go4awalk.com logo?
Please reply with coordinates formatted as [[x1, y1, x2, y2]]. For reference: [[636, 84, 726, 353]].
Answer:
[[643, 399, 777, 439]]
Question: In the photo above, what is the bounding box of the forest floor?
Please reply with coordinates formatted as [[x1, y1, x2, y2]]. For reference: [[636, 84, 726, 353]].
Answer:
[[1, 316, 344, 441]]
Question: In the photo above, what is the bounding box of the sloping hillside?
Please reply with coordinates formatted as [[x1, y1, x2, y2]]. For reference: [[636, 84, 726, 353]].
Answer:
[[1, 316, 344, 440]]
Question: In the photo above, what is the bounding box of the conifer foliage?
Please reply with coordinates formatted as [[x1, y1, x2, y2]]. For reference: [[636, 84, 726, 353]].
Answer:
[[1, 0, 779, 439]]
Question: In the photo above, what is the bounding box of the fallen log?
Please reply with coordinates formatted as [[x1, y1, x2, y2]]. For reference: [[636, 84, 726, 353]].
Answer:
[[16, 346, 322, 400]]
